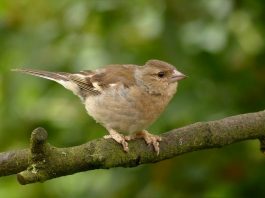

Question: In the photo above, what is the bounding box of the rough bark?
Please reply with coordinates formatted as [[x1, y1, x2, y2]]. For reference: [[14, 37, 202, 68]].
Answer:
[[0, 110, 264, 185]]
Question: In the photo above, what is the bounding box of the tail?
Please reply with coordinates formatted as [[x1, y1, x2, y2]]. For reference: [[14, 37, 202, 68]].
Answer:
[[12, 68, 84, 97], [12, 68, 70, 83]]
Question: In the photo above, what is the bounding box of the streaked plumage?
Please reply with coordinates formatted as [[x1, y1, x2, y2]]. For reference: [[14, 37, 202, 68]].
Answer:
[[13, 59, 186, 154]]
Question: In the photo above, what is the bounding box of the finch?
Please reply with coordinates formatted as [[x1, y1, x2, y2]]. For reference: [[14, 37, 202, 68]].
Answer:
[[13, 59, 186, 154]]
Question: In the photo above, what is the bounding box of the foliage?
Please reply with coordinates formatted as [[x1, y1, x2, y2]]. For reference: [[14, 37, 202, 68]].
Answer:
[[0, 0, 264, 197]]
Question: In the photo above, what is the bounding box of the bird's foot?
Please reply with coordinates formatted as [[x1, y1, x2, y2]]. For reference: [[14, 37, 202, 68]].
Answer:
[[104, 129, 129, 152], [126, 130, 162, 155]]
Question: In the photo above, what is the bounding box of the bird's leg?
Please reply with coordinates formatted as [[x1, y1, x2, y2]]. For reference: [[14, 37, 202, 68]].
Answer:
[[104, 129, 129, 152], [125, 130, 162, 155]]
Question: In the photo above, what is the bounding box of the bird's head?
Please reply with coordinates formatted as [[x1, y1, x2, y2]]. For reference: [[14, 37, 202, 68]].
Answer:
[[136, 59, 186, 95]]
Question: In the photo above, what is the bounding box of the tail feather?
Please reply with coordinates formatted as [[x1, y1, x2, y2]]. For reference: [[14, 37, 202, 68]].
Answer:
[[12, 68, 83, 96], [12, 68, 69, 82]]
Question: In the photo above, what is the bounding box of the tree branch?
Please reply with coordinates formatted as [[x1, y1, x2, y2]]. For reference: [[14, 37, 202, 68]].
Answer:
[[1, 110, 265, 185]]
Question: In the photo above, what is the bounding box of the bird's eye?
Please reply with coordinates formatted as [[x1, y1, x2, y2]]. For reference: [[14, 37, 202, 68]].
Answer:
[[157, 71, 165, 78]]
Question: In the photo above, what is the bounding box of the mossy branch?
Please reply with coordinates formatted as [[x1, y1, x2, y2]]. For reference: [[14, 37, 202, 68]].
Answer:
[[0, 110, 265, 185]]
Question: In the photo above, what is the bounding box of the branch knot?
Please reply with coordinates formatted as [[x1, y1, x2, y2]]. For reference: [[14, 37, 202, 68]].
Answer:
[[17, 128, 51, 185]]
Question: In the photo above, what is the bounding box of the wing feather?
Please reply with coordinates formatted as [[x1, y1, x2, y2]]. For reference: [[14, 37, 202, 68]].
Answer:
[[68, 74, 100, 95]]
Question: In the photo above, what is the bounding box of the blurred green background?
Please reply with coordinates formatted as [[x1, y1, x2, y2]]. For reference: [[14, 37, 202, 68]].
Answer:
[[0, 0, 265, 197]]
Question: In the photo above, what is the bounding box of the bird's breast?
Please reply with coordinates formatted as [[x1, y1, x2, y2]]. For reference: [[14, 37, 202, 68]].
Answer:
[[84, 85, 173, 134]]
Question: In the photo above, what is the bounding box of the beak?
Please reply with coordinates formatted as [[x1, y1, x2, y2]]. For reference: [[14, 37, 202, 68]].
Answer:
[[170, 70, 187, 83]]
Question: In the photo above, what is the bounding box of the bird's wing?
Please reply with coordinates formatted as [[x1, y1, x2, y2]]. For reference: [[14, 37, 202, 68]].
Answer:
[[90, 64, 137, 88], [67, 71, 100, 96], [69, 64, 137, 95]]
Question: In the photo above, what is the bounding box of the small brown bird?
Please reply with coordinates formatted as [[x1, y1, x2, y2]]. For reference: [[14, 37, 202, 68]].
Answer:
[[13, 60, 186, 154]]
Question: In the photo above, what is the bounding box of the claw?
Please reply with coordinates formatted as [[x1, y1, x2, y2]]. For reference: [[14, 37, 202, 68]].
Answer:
[[104, 129, 162, 155], [127, 130, 162, 155], [104, 129, 129, 152]]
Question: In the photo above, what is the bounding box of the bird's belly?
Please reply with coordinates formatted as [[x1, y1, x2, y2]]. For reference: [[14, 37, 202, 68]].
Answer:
[[84, 87, 164, 134]]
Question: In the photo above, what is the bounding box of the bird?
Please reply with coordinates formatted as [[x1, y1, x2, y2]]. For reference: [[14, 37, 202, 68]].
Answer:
[[12, 59, 186, 155]]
